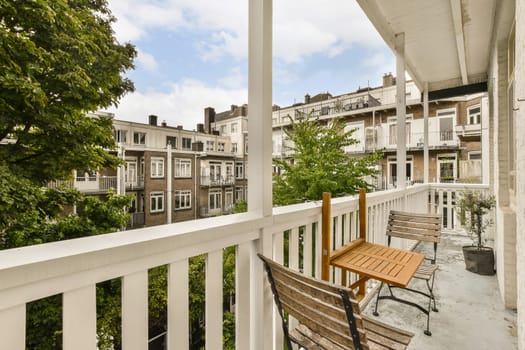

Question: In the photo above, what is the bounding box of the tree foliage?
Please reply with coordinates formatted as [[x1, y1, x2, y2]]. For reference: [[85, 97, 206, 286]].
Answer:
[[0, 0, 136, 183], [273, 114, 382, 205]]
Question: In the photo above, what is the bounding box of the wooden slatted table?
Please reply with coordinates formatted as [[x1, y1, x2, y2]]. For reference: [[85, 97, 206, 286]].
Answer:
[[330, 238, 425, 288]]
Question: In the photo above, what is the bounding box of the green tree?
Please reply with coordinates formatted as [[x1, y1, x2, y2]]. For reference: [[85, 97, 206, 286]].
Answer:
[[1, 1, 136, 348], [0, 0, 136, 183], [273, 114, 382, 205]]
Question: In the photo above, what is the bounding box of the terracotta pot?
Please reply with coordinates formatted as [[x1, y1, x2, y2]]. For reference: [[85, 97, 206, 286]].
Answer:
[[462, 246, 495, 275]]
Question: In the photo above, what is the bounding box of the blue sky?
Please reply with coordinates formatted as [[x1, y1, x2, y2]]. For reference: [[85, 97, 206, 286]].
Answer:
[[103, 0, 395, 130]]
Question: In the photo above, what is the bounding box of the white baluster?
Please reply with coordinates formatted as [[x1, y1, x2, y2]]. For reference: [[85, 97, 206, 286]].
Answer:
[[167, 260, 188, 350], [206, 250, 223, 350], [0, 304, 25, 349], [63, 285, 96, 350], [122, 271, 149, 350]]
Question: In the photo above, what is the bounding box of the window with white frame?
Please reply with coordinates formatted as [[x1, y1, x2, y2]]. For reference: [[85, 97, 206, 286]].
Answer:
[[225, 162, 233, 180], [231, 123, 238, 133], [166, 136, 177, 147], [437, 109, 456, 141], [217, 142, 225, 152], [231, 143, 238, 153], [235, 186, 243, 201], [206, 140, 215, 151], [225, 190, 233, 210], [115, 129, 127, 143], [175, 158, 191, 177], [175, 190, 191, 210], [235, 162, 243, 179], [133, 132, 146, 145], [150, 192, 164, 213], [209, 190, 222, 210], [210, 162, 222, 181], [182, 137, 192, 150], [467, 105, 481, 125], [469, 152, 481, 160], [151, 157, 164, 178], [387, 116, 412, 145], [220, 125, 227, 135]]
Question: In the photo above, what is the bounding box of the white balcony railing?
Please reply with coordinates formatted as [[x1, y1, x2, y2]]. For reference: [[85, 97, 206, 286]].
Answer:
[[0, 183, 488, 349]]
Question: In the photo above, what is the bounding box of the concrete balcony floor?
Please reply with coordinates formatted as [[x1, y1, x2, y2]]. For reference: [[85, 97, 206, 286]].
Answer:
[[362, 233, 518, 349]]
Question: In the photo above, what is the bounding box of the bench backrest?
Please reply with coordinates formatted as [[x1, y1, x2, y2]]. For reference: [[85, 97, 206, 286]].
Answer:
[[387, 210, 441, 243], [387, 210, 442, 262], [258, 253, 369, 350]]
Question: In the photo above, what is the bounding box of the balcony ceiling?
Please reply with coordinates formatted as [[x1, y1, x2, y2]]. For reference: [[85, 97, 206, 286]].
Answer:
[[357, 0, 514, 92]]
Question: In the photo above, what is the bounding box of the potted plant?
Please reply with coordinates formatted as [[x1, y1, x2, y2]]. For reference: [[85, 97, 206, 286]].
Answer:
[[457, 190, 496, 275]]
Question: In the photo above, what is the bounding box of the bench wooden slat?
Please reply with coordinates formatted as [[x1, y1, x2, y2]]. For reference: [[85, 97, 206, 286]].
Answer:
[[259, 254, 414, 350]]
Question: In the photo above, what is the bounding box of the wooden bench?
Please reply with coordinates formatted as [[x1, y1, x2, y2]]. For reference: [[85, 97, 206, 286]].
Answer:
[[372, 210, 442, 336], [258, 253, 414, 350]]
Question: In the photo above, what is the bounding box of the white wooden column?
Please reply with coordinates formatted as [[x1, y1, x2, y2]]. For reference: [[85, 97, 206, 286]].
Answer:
[[395, 32, 407, 190], [167, 144, 173, 224], [206, 250, 223, 350], [167, 259, 189, 350], [248, 0, 273, 217], [423, 82, 430, 183], [122, 271, 149, 350], [0, 304, 25, 349], [514, 2, 525, 347], [63, 285, 97, 350]]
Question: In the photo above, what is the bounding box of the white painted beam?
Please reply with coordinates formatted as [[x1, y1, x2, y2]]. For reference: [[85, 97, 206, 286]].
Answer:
[[450, 0, 468, 85]]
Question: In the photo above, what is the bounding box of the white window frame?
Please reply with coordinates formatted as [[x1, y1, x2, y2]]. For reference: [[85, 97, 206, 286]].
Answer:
[[133, 132, 146, 145], [437, 108, 456, 142], [182, 137, 192, 150], [235, 162, 244, 179], [387, 115, 412, 146], [231, 123, 238, 133], [231, 143, 238, 153], [235, 186, 243, 201], [175, 158, 191, 178], [206, 140, 215, 151], [151, 157, 164, 178], [150, 192, 164, 213], [220, 125, 227, 135], [437, 154, 457, 182], [210, 162, 222, 181], [468, 151, 482, 160], [209, 190, 222, 210], [166, 136, 178, 148], [175, 190, 191, 210], [467, 105, 481, 125], [115, 129, 127, 143], [217, 142, 225, 152]]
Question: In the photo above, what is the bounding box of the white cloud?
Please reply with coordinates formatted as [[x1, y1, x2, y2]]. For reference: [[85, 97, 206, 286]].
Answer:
[[107, 0, 384, 63], [104, 77, 247, 130], [136, 49, 159, 72]]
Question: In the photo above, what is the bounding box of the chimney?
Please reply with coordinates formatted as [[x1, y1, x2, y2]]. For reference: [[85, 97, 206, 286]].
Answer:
[[241, 104, 248, 116], [148, 114, 158, 126], [382, 73, 395, 87], [231, 104, 237, 112], [204, 107, 216, 134], [176, 125, 183, 130], [304, 94, 311, 104], [161, 120, 167, 127], [197, 123, 205, 133]]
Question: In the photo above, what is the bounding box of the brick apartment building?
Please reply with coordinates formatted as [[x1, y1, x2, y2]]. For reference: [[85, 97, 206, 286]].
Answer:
[[271, 73, 488, 189]]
